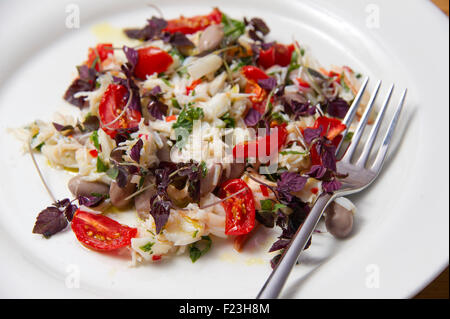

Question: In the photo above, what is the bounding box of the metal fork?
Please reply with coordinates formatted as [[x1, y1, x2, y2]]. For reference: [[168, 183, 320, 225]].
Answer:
[[256, 78, 407, 299]]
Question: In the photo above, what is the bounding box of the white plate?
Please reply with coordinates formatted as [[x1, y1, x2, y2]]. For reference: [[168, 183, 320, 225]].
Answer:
[[0, 0, 448, 298]]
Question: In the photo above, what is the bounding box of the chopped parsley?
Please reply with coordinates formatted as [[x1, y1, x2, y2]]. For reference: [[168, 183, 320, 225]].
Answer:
[[96, 157, 108, 173], [189, 236, 212, 263], [172, 106, 204, 148], [140, 242, 155, 253], [90, 130, 100, 150], [220, 112, 236, 128], [260, 199, 287, 213], [222, 13, 245, 43], [200, 161, 208, 178]]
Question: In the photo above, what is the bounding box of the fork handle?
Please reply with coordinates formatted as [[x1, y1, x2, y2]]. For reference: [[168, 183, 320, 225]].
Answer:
[[256, 193, 333, 299]]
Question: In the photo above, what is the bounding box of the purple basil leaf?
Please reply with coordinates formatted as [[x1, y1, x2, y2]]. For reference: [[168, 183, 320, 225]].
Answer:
[[150, 85, 162, 96], [77, 65, 97, 82], [63, 203, 78, 221], [63, 78, 95, 108], [318, 142, 337, 171], [303, 126, 322, 144], [130, 139, 143, 163], [112, 166, 129, 188], [269, 238, 291, 252], [327, 98, 350, 119], [123, 46, 138, 69], [306, 165, 327, 179], [276, 172, 307, 201], [322, 178, 342, 193], [260, 41, 275, 51], [112, 75, 127, 87], [278, 172, 308, 192], [148, 16, 168, 32], [32, 207, 68, 238], [168, 32, 194, 47], [257, 77, 277, 90], [270, 253, 282, 269], [244, 108, 262, 127], [82, 115, 100, 132], [148, 99, 168, 120], [54, 198, 70, 208], [250, 18, 270, 35], [150, 198, 172, 234], [256, 210, 275, 228], [124, 16, 168, 41], [77, 195, 102, 207], [52, 122, 74, 132], [248, 29, 264, 42]]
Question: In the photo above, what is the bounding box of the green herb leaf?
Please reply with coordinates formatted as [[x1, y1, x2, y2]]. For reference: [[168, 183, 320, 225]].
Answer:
[[172, 106, 204, 149], [344, 131, 354, 142], [222, 13, 245, 43], [171, 98, 182, 109], [91, 131, 100, 150], [260, 199, 286, 213], [106, 166, 119, 179], [35, 142, 45, 152], [260, 199, 274, 212], [271, 112, 288, 124], [140, 242, 155, 253], [96, 157, 108, 173], [220, 112, 236, 128], [189, 236, 212, 263], [200, 161, 208, 178]]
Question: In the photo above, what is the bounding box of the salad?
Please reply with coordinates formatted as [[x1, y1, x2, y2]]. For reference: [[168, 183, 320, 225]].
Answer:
[[15, 8, 366, 267]]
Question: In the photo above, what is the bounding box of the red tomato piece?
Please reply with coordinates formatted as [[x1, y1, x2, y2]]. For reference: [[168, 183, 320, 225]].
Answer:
[[296, 78, 311, 88], [219, 179, 256, 236], [71, 209, 137, 251], [306, 116, 346, 166], [186, 78, 202, 95], [165, 115, 177, 122], [233, 124, 287, 160], [87, 43, 113, 71], [134, 47, 173, 80], [241, 66, 269, 82], [260, 185, 270, 197], [242, 66, 270, 114], [98, 84, 142, 138], [313, 116, 346, 141], [164, 8, 222, 34], [89, 149, 98, 158], [258, 44, 295, 69]]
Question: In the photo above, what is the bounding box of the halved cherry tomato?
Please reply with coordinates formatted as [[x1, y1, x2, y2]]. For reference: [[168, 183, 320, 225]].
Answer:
[[258, 43, 295, 69], [71, 209, 137, 251], [233, 124, 288, 160], [164, 8, 222, 34], [134, 47, 173, 80], [219, 179, 255, 235], [87, 43, 113, 71], [99, 84, 142, 138]]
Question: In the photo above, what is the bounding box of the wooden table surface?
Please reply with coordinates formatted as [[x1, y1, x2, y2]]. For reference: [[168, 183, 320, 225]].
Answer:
[[414, 0, 449, 299]]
